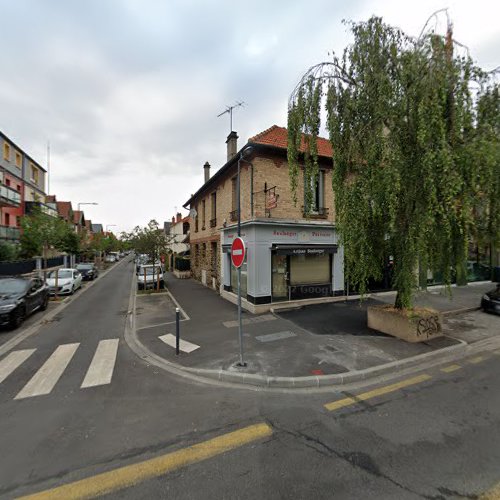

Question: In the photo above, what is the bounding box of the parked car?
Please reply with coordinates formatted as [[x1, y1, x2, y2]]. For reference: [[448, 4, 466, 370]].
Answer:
[[137, 264, 165, 290], [76, 263, 99, 281], [105, 254, 117, 263], [46, 268, 83, 295], [481, 284, 500, 315], [0, 276, 49, 329]]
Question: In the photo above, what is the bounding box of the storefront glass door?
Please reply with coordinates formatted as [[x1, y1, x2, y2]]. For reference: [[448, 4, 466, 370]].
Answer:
[[272, 254, 288, 301]]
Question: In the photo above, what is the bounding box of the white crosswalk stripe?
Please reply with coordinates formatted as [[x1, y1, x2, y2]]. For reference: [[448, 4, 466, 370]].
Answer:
[[0, 349, 36, 385], [81, 339, 119, 388], [0, 339, 120, 400], [159, 334, 200, 353], [15, 343, 80, 400]]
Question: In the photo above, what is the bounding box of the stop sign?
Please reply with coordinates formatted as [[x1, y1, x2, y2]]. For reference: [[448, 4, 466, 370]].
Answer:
[[231, 237, 246, 268]]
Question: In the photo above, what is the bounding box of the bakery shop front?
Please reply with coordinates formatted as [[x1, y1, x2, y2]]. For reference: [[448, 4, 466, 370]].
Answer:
[[221, 220, 344, 310]]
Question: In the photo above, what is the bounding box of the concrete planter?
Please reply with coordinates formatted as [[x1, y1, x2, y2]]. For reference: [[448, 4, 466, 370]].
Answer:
[[367, 305, 443, 343]]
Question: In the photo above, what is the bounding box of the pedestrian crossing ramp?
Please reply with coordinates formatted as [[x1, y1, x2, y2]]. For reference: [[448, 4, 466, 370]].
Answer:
[[0, 339, 119, 400]]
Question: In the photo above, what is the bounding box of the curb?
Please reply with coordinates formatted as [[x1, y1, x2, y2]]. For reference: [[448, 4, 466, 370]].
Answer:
[[125, 274, 500, 390]]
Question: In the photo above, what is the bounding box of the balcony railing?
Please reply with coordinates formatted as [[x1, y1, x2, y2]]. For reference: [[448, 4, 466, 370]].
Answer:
[[25, 201, 59, 218], [229, 210, 238, 222], [209, 217, 217, 228], [302, 206, 329, 219], [0, 184, 21, 207], [0, 225, 20, 240]]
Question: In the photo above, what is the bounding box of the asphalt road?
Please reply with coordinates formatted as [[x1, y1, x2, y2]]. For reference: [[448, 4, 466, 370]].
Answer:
[[0, 258, 499, 499]]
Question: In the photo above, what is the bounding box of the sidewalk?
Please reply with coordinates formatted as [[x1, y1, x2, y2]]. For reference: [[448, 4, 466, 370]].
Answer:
[[132, 274, 499, 387]]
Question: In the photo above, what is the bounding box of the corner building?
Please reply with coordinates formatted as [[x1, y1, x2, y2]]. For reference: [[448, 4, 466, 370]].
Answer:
[[184, 125, 344, 312]]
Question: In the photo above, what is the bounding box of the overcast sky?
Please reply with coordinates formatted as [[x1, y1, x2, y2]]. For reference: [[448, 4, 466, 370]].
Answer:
[[0, 0, 498, 235]]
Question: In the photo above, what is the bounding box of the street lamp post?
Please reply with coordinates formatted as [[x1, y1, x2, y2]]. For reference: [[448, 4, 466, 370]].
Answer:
[[77, 202, 98, 211], [235, 146, 253, 367]]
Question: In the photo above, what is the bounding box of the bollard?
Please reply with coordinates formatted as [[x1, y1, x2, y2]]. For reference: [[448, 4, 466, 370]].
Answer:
[[175, 307, 180, 355]]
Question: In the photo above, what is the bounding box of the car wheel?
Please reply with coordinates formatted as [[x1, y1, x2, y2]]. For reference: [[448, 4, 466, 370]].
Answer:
[[40, 295, 49, 311], [70, 285, 75, 295], [9, 306, 26, 329]]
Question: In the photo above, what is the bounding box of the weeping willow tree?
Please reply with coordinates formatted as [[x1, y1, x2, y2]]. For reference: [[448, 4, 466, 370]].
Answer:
[[288, 13, 499, 309]]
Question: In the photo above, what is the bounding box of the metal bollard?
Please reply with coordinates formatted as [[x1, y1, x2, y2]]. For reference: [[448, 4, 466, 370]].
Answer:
[[175, 307, 180, 355]]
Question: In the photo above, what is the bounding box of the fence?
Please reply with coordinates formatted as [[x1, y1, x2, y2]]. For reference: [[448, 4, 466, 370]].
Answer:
[[0, 259, 36, 276], [174, 257, 191, 272], [0, 255, 66, 276]]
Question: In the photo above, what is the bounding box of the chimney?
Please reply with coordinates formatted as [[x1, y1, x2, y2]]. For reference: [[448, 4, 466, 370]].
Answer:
[[226, 131, 238, 161], [171, 216, 175, 224], [204, 161, 211, 183], [176, 212, 182, 223]]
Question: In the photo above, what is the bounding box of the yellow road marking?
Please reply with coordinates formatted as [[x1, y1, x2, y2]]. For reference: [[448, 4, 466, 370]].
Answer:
[[324, 374, 432, 412], [440, 364, 462, 373], [18, 423, 272, 500], [469, 356, 484, 364], [480, 480, 500, 499]]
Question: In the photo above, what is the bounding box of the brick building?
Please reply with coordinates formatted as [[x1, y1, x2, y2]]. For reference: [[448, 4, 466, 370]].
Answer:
[[184, 125, 344, 311]]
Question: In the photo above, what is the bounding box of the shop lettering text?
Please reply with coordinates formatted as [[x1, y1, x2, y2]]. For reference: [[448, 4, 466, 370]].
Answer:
[[291, 248, 326, 255], [312, 231, 332, 238], [273, 231, 297, 237]]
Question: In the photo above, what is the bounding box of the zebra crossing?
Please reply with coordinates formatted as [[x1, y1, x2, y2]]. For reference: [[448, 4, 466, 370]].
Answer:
[[0, 339, 119, 400]]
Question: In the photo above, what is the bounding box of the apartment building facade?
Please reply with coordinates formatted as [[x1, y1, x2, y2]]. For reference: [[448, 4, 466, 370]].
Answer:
[[0, 131, 48, 242], [184, 125, 344, 310]]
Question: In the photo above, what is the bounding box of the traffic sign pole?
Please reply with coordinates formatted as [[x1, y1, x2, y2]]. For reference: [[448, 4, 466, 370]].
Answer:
[[231, 237, 247, 367]]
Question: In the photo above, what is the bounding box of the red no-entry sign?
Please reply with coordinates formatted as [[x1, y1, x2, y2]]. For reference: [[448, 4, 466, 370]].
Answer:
[[231, 237, 246, 268]]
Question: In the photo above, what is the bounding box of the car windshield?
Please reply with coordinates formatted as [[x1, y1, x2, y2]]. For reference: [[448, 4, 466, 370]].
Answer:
[[0, 279, 27, 294], [76, 264, 93, 270], [141, 267, 160, 275], [48, 270, 73, 279]]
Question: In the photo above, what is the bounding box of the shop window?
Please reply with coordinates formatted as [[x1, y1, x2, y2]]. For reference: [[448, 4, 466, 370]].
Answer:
[[290, 253, 330, 285], [230, 260, 247, 297]]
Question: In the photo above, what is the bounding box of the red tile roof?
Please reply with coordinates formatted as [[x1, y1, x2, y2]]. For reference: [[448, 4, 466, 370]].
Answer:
[[248, 125, 333, 158], [56, 201, 73, 220], [73, 210, 83, 224]]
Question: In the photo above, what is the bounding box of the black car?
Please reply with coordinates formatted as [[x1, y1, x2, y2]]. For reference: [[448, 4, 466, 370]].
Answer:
[[481, 284, 500, 315], [76, 263, 99, 281], [0, 276, 49, 329]]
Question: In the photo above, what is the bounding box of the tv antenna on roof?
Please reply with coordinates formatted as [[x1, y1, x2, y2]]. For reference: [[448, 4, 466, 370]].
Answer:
[[217, 101, 245, 133]]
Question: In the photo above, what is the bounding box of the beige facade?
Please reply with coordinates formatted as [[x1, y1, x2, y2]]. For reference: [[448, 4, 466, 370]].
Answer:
[[186, 127, 335, 294]]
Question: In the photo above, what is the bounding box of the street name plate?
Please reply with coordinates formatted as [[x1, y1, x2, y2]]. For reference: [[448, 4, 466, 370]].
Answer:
[[255, 331, 296, 343]]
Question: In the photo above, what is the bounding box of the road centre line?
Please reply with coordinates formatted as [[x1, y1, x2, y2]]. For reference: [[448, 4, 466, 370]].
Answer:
[[440, 364, 462, 373], [15, 343, 79, 400], [324, 374, 432, 412], [0, 349, 36, 384], [18, 423, 272, 500]]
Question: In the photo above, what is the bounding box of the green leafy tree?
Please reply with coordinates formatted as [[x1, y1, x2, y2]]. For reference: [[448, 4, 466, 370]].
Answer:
[[130, 220, 170, 263], [288, 13, 499, 309], [20, 207, 80, 259], [0, 242, 19, 262]]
